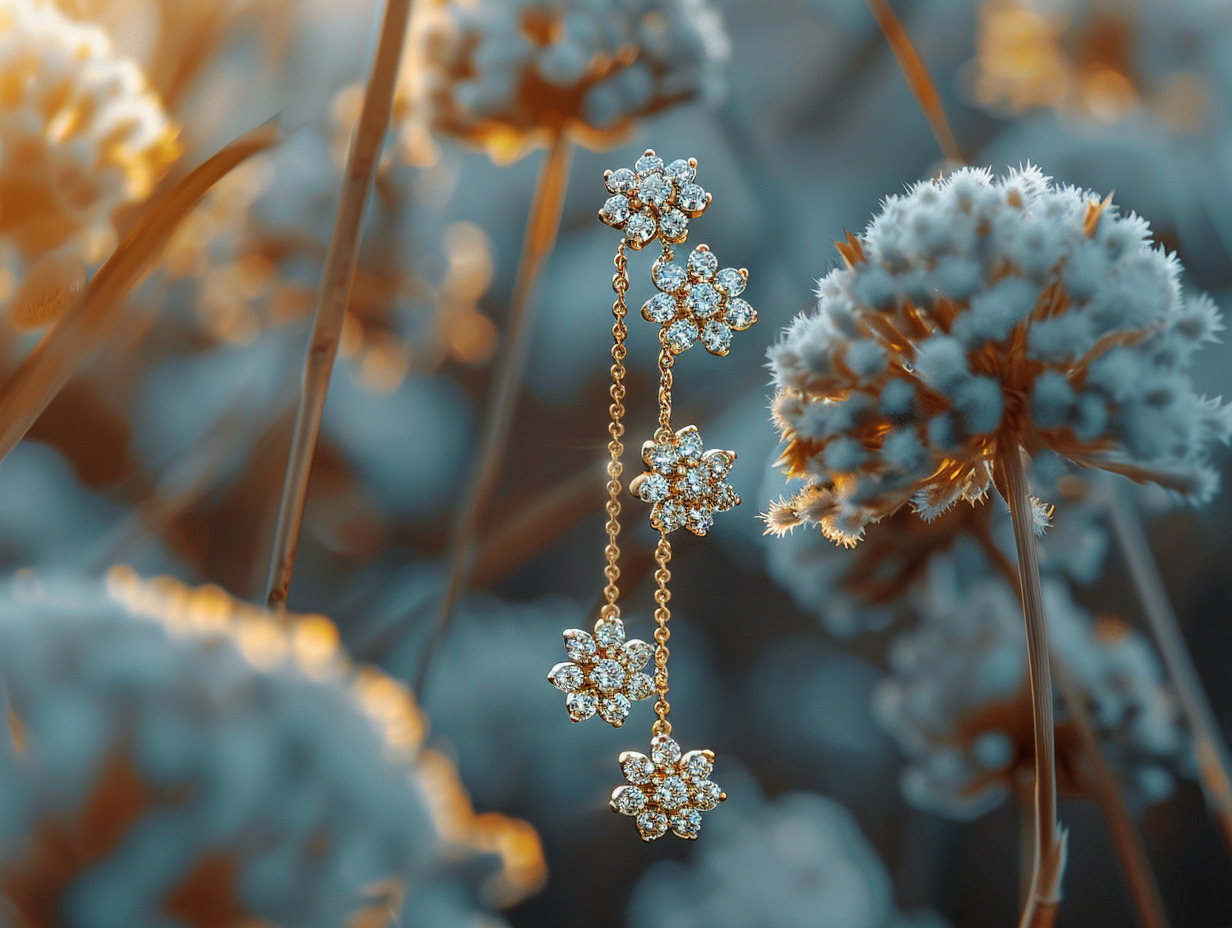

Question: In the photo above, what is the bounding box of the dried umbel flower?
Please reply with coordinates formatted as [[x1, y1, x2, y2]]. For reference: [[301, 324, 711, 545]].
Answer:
[[403, 0, 730, 162], [0, 0, 178, 268], [766, 165, 1231, 547], [0, 569, 544, 926]]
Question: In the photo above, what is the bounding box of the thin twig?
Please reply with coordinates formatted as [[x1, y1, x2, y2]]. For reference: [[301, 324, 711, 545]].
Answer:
[[1103, 481, 1232, 857], [413, 133, 573, 696], [264, 0, 414, 612]]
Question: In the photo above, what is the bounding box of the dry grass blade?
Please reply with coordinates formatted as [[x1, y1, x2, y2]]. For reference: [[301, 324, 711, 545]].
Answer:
[[264, 0, 415, 612], [862, 0, 965, 164], [0, 121, 282, 469]]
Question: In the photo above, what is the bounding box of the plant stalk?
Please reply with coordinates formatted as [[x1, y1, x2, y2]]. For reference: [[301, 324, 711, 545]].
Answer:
[[263, 0, 414, 612]]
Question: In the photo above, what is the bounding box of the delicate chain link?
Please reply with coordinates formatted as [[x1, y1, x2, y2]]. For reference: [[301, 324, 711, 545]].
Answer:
[[603, 244, 629, 610], [651, 532, 672, 735], [654, 339, 674, 442]]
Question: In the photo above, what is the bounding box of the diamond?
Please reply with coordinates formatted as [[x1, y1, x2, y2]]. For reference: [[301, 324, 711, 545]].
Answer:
[[702, 320, 733, 355], [654, 775, 690, 810], [599, 195, 630, 227], [636, 810, 668, 840], [547, 661, 584, 692], [621, 751, 655, 785], [665, 159, 695, 184], [686, 506, 713, 535], [665, 319, 698, 353], [703, 449, 734, 477], [677, 464, 710, 499], [563, 629, 597, 662], [638, 472, 670, 502], [622, 639, 652, 669], [676, 427, 703, 461], [656, 499, 685, 532], [648, 442, 678, 474], [659, 209, 688, 241], [611, 785, 647, 815], [594, 614, 625, 647], [713, 483, 740, 512], [693, 780, 723, 811], [724, 298, 756, 330], [687, 247, 718, 280], [606, 167, 637, 194], [635, 152, 664, 175], [591, 658, 626, 693], [716, 267, 745, 296], [627, 671, 654, 700], [625, 211, 656, 247], [651, 735, 682, 765], [677, 183, 708, 213], [686, 282, 722, 319], [682, 750, 713, 781], [598, 693, 631, 725], [654, 261, 687, 293], [670, 809, 703, 838], [640, 172, 672, 207], [642, 292, 677, 324], [566, 690, 597, 721]]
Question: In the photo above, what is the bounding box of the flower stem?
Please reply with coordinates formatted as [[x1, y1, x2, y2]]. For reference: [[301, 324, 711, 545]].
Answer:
[[997, 444, 1067, 928], [1104, 481, 1232, 857], [412, 133, 573, 697], [263, 0, 414, 612]]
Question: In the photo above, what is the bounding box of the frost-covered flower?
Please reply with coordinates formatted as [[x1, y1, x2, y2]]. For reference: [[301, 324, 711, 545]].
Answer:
[[598, 150, 711, 249], [404, 0, 729, 162], [0, 569, 544, 925], [766, 165, 1232, 547], [0, 0, 178, 273], [612, 733, 725, 841], [641, 244, 756, 355], [874, 577, 1190, 819], [630, 424, 740, 536], [548, 610, 655, 725]]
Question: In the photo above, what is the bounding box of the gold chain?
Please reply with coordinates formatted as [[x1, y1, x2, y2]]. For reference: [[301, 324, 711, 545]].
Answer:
[[603, 244, 629, 610], [651, 532, 672, 735]]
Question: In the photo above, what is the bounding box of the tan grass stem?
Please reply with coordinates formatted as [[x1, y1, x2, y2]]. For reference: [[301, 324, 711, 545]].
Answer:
[[412, 133, 573, 697], [1104, 483, 1232, 857], [264, 0, 414, 612]]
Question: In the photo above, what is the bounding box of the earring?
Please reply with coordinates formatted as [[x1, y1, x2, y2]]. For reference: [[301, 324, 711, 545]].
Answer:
[[548, 149, 754, 840]]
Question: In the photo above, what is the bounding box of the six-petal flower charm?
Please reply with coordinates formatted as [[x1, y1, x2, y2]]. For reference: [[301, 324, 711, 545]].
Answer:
[[643, 245, 757, 355], [598, 149, 711, 250], [611, 733, 726, 840], [629, 425, 740, 536], [548, 611, 656, 726]]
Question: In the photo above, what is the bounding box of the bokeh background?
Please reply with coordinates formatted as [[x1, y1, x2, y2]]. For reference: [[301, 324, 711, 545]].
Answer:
[[2, 0, 1232, 925]]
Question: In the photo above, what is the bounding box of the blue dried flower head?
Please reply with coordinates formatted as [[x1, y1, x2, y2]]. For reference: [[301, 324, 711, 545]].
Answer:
[[766, 165, 1232, 547]]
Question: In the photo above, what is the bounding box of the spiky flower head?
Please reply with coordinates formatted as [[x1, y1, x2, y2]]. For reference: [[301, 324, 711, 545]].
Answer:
[[766, 165, 1231, 547], [403, 0, 729, 163]]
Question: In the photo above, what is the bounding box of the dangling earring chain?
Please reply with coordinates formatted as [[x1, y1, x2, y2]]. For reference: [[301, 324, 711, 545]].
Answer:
[[603, 244, 629, 614]]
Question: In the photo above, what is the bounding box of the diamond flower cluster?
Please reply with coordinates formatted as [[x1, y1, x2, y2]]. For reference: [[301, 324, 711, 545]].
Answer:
[[611, 734, 725, 840], [643, 244, 757, 355], [599, 149, 711, 249], [548, 612, 655, 726], [629, 425, 740, 536]]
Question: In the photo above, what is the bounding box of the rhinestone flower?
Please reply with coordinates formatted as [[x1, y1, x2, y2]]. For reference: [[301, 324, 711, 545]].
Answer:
[[598, 149, 711, 250], [629, 424, 740, 536], [642, 245, 756, 355], [611, 734, 725, 841], [547, 610, 655, 726]]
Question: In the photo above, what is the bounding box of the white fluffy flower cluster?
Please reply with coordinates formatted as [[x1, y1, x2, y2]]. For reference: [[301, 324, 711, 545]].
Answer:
[[874, 578, 1190, 819], [405, 0, 729, 161], [767, 165, 1231, 547]]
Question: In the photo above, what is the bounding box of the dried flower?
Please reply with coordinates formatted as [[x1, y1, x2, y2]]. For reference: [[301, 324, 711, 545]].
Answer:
[[766, 165, 1231, 547]]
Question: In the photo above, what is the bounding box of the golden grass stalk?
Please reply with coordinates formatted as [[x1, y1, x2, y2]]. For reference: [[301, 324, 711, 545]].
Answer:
[[0, 120, 281, 467], [264, 0, 415, 612]]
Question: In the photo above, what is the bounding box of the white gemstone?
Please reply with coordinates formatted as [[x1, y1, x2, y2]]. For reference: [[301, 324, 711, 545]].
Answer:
[[702, 320, 733, 354], [656, 499, 685, 532], [703, 449, 734, 476], [547, 661, 584, 692], [611, 785, 647, 815], [659, 209, 688, 241], [676, 427, 703, 461], [649, 442, 678, 474], [681, 750, 713, 781], [623, 639, 653, 670], [606, 167, 636, 194], [693, 780, 723, 811], [671, 809, 703, 838], [621, 752, 655, 784], [594, 614, 625, 648], [654, 261, 687, 293], [654, 775, 690, 810], [563, 629, 597, 662], [599, 194, 630, 227], [665, 159, 695, 183], [677, 464, 710, 499], [627, 671, 654, 701], [636, 810, 668, 840], [687, 247, 718, 280], [635, 152, 664, 175], [686, 282, 722, 319], [686, 506, 713, 535], [716, 267, 745, 296], [640, 172, 672, 207], [639, 472, 670, 502], [677, 183, 708, 213], [724, 298, 756, 330], [625, 211, 656, 246], [651, 735, 682, 766], [643, 292, 677, 324], [714, 483, 740, 511], [665, 319, 698, 353], [591, 658, 626, 693], [599, 693, 631, 724], [566, 690, 597, 721]]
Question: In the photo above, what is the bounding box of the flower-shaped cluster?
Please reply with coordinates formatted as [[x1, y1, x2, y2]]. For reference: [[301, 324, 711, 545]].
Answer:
[[630, 424, 740, 536], [548, 610, 654, 726], [643, 244, 756, 355], [766, 165, 1232, 547], [611, 733, 725, 840], [404, 0, 729, 163], [598, 149, 711, 249]]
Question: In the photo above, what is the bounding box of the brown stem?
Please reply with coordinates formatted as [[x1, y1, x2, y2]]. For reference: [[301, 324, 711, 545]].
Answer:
[[412, 134, 573, 696], [1103, 482, 1232, 856], [996, 444, 1067, 928], [263, 0, 414, 612]]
